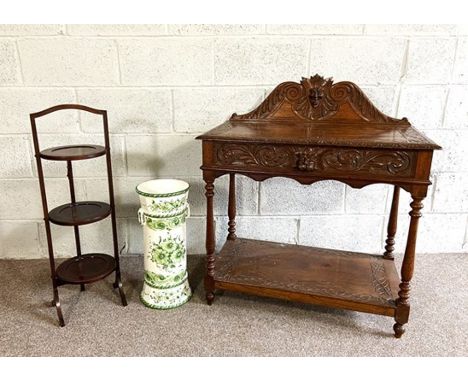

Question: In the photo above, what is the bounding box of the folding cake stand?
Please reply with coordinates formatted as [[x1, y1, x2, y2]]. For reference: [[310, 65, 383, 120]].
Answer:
[[30, 104, 127, 327]]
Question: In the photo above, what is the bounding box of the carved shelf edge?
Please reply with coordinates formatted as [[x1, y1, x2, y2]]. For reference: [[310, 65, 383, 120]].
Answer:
[[231, 74, 408, 124], [214, 142, 416, 177]]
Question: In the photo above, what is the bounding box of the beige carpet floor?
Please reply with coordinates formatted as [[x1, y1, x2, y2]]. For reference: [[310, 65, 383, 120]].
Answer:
[[0, 254, 467, 356]]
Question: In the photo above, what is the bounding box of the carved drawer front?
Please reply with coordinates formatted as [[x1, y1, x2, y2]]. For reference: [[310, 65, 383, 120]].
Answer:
[[214, 143, 415, 177]]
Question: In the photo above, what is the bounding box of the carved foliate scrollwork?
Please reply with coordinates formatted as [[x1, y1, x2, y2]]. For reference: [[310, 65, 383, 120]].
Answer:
[[231, 74, 407, 124], [298, 148, 412, 175], [370, 257, 394, 302], [215, 143, 413, 177], [216, 144, 291, 168]]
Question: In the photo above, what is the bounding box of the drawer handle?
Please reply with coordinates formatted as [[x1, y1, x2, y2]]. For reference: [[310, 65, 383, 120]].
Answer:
[[296, 152, 316, 172]]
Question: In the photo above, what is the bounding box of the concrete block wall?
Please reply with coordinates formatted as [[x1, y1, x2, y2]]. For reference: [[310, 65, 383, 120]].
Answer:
[[0, 24, 467, 259]]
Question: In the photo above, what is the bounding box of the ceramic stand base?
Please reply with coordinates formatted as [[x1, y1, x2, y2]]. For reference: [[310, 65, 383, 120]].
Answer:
[[140, 275, 192, 309]]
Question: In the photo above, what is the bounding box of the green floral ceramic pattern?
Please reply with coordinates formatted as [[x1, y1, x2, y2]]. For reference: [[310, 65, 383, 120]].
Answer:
[[137, 178, 192, 310], [150, 196, 187, 213], [144, 270, 187, 289], [149, 236, 185, 270], [145, 210, 187, 231]]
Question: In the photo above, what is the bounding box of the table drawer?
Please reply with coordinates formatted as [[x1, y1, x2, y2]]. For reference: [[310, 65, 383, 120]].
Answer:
[[213, 142, 416, 178]]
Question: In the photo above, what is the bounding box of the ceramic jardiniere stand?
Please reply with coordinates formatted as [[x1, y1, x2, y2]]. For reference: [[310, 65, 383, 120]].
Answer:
[[136, 179, 192, 309]]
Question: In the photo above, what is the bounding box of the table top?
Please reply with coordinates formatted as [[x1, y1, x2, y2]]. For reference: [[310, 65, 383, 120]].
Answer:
[[197, 75, 441, 151], [197, 120, 440, 150]]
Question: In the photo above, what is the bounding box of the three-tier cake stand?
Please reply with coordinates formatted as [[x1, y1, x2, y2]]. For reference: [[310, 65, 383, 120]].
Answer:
[[30, 104, 127, 327]]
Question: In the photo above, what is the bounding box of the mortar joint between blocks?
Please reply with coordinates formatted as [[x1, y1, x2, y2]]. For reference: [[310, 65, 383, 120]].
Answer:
[[115, 39, 123, 85], [399, 39, 410, 82], [14, 40, 25, 85]]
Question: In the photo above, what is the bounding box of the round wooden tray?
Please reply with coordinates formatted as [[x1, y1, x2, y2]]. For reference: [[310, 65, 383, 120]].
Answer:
[[48, 201, 111, 226], [56, 254, 116, 284], [40, 144, 106, 161]]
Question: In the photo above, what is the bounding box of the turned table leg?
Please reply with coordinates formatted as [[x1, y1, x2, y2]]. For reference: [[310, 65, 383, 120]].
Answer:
[[394, 194, 424, 338], [227, 174, 237, 240], [384, 186, 400, 260], [204, 173, 216, 305]]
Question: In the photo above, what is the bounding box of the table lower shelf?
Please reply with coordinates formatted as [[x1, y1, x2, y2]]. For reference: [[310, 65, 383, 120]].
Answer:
[[214, 238, 401, 316]]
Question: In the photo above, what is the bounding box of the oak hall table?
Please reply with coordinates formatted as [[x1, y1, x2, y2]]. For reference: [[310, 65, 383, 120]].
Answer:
[[196, 75, 441, 337]]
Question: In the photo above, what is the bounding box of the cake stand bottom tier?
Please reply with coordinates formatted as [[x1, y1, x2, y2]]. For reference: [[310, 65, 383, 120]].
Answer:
[[140, 277, 192, 309], [56, 253, 116, 284]]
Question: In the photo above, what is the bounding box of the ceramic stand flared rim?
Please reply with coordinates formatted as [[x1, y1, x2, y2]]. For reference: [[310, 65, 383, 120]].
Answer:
[[136, 179, 190, 198]]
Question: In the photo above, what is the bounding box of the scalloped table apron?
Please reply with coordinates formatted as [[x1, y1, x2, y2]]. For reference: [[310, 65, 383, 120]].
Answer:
[[136, 179, 192, 309]]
